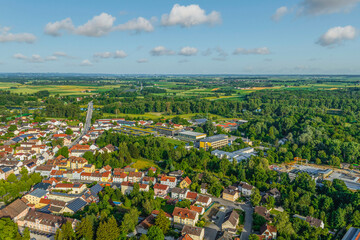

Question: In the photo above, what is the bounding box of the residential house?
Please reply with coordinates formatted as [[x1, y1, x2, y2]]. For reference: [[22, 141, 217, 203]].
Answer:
[[99, 144, 116, 154], [190, 205, 205, 215], [160, 176, 177, 188], [181, 225, 205, 240], [195, 195, 212, 207], [69, 156, 88, 169], [200, 183, 208, 194], [221, 210, 239, 234], [259, 224, 277, 240], [255, 206, 272, 222], [186, 192, 198, 201], [238, 182, 254, 197], [113, 172, 128, 183], [180, 176, 192, 189], [153, 183, 169, 197], [83, 164, 95, 173], [173, 207, 199, 226], [222, 186, 239, 202], [121, 181, 134, 195], [62, 198, 88, 214], [53, 183, 87, 194], [142, 176, 156, 185], [139, 183, 150, 192], [128, 171, 144, 183], [171, 187, 189, 200]]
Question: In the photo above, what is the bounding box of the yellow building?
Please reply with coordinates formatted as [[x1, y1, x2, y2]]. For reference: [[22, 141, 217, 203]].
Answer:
[[222, 186, 239, 202], [83, 164, 95, 173], [24, 189, 47, 205], [179, 176, 192, 189], [200, 134, 229, 151], [69, 156, 88, 169], [173, 207, 199, 226]]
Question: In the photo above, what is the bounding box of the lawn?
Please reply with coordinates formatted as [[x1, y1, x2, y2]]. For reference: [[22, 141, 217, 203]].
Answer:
[[132, 159, 158, 170], [161, 204, 175, 214]]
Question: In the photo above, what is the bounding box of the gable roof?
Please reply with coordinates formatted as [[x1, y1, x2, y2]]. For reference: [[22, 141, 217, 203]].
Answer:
[[90, 184, 103, 195], [66, 198, 87, 212], [0, 199, 28, 219]]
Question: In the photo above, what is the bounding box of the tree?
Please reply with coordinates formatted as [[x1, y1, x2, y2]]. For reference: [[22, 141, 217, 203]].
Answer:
[[22, 227, 30, 240], [175, 199, 191, 209], [249, 234, 260, 240], [96, 216, 120, 240], [155, 210, 170, 234], [251, 189, 261, 206], [76, 216, 94, 240], [56, 146, 69, 158], [120, 208, 139, 234], [56, 221, 75, 240], [274, 212, 295, 236], [8, 125, 17, 132], [65, 128, 73, 135], [0, 218, 19, 240], [147, 226, 164, 240], [266, 196, 275, 209], [7, 173, 17, 183]]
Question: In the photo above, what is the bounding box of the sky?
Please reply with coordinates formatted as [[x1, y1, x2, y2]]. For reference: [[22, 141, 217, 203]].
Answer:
[[0, 0, 359, 74]]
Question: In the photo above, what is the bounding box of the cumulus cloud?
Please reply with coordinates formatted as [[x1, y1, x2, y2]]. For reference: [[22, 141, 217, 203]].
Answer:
[[150, 46, 175, 56], [272, 6, 289, 21], [45, 56, 58, 61], [137, 58, 148, 63], [0, 26, 36, 43], [317, 25, 357, 47], [13, 53, 27, 60], [233, 47, 271, 55], [80, 59, 92, 66], [45, 13, 154, 37], [93, 50, 128, 59], [161, 4, 221, 27], [299, 0, 360, 15], [115, 17, 154, 32], [179, 46, 198, 56], [53, 51, 68, 57]]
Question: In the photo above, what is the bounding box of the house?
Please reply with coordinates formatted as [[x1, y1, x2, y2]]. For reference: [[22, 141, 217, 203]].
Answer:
[[113, 172, 128, 183], [99, 165, 112, 173], [180, 176, 192, 189], [139, 183, 150, 192], [259, 224, 277, 240], [238, 182, 254, 197], [186, 192, 198, 201], [181, 225, 205, 240], [142, 176, 156, 185], [23, 189, 48, 205], [221, 210, 239, 234], [128, 171, 144, 183], [306, 216, 325, 229], [222, 186, 239, 202], [69, 156, 88, 169], [173, 207, 199, 226], [190, 205, 205, 215], [99, 144, 116, 154], [160, 176, 177, 188], [200, 183, 208, 194], [17, 210, 77, 234], [154, 183, 169, 197], [136, 214, 155, 235], [35, 165, 56, 177], [195, 195, 212, 207], [121, 181, 134, 195], [268, 188, 281, 200], [171, 187, 189, 200], [169, 170, 183, 178], [83, 164, 95, 173], [0, 199, 29, 221], [255, 206, 272, 222]]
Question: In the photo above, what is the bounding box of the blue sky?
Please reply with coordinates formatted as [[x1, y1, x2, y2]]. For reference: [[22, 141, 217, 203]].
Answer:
[[0, 0, 359, 74]]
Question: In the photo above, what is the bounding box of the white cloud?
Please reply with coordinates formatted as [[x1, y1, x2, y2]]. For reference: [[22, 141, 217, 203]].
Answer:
[[45, 56, 58, 61], [80, 59, 92, 66], [0, 26, 36, 43], [150, 46, 175, 56], [137, 58, 148, 63], [161, 4, 221, 27], [114, 50, 127, 58], [94, 51, 113, 58], [233, 47, 271, 55], [44, 18, 74, 36], [317, 25, 357, 46], [272, 6, 289, 21], [75, 13, 115, 37], [45, 13, 155, 37], [13, 53, 45, 63], [179, 46, 198, 56], [93, 50, 128, 59], [53, 51, 68, 57], [299, 0, 360, 15], [115, 17, 154, 32]]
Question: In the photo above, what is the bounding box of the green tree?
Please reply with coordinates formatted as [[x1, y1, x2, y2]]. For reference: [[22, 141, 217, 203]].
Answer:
[[22, 227, 30, 240], [249, 234, 260, 240], [75, 216, 94, 240], [56, 146, 69, 158], [147, 226, 164, 240], [251, 188, 261, 206], [56, 221, 75, 240], [96, 216, 120, 240], [120, 208, 139, 234], [155, 210, 170, 234], [0, 218, 19, 240], [65, 128, 73, 135]]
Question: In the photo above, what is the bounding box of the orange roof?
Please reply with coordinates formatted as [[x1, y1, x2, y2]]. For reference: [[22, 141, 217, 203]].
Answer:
[[81, 172, 91, 176], [172, 207, 197, 220], [186, 192, 198, 200], [190, 205, 203, 214], [154, 183, 169, 190], [102, 172, 111, 177], [161, 176, 176, 182], [39, 198, 51, 205], [53, 134, 68, 138], [182, 176, 192, 185], [114, 172, 128, 178]]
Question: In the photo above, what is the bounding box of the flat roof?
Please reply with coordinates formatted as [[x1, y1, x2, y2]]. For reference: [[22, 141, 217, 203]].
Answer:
[[179, 131, 206, 137], [200, 134, 228, 143]]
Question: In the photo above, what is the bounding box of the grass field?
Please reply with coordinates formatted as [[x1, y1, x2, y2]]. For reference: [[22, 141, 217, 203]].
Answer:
[[101, 112, 232, 121], [132, 158, 158, 170], [0, 82, 122, 96]]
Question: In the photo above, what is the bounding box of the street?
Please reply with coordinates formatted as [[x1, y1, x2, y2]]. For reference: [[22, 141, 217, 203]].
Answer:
[[69, 101, 93, 148]]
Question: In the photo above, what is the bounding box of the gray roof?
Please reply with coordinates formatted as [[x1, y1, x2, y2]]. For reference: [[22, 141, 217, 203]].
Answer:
[[200, 134, 228, 143], [66, 198, 87, 212], [90, 184, 103, 195], [29, 188, 47, 198], [179, 131, 205, 137], [33, 182, 51, 191]]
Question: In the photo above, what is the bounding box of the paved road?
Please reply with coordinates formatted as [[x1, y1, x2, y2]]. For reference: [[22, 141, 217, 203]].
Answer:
[[69, 101, 93, 148]]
